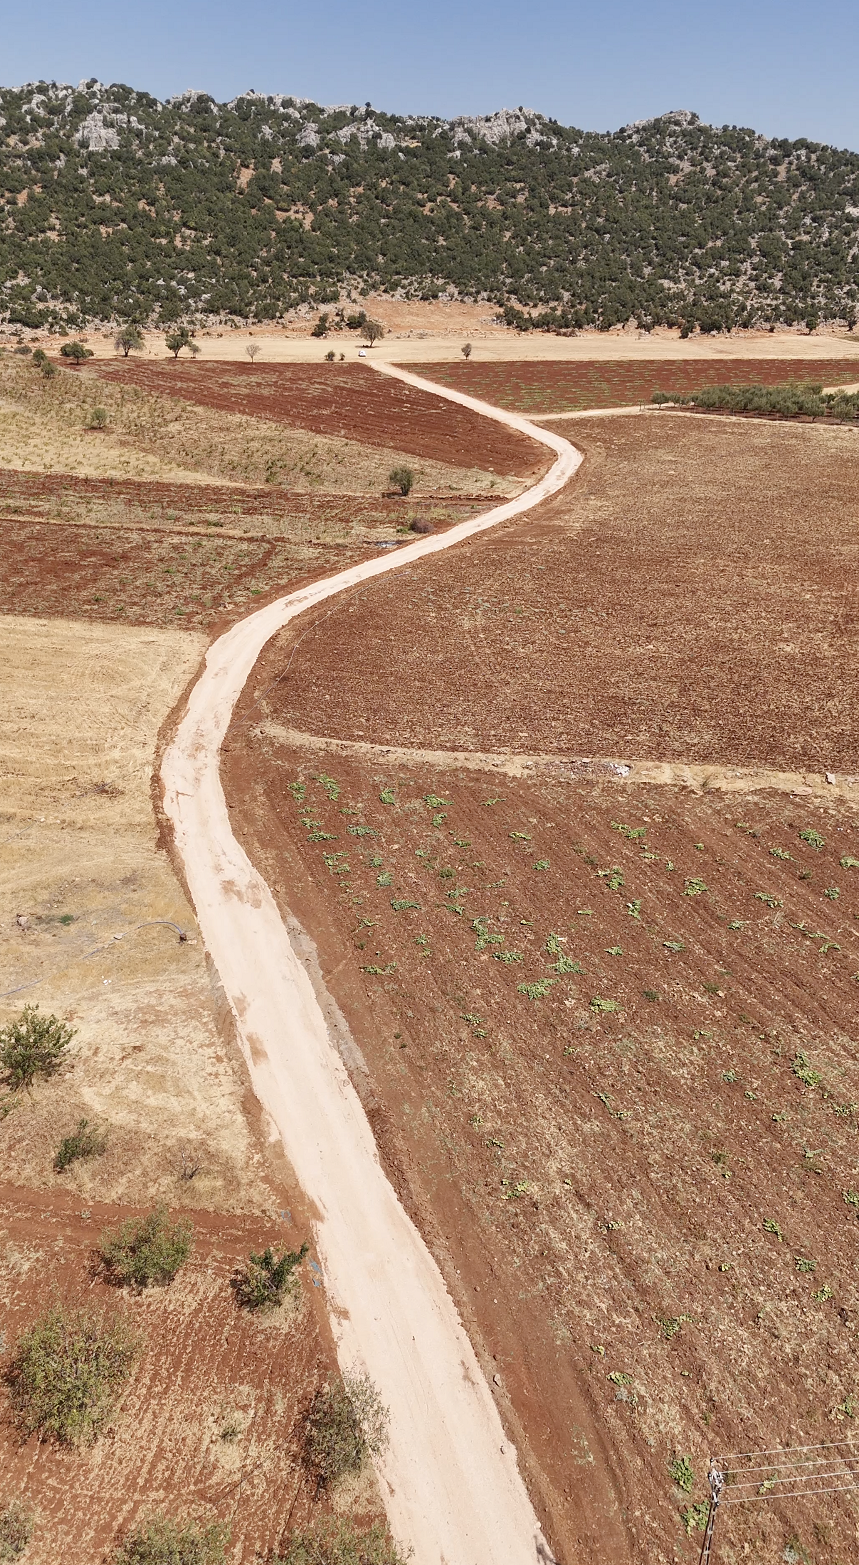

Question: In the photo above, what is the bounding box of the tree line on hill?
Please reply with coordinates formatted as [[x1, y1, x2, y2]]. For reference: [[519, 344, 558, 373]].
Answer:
[[2, 83, 859, 333]]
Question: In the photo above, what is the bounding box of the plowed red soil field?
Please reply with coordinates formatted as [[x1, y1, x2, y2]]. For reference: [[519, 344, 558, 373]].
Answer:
[[411, 358, 859, 413], [92, 361, 546, 479], [262, 415, 859, 772], [0, 1185, 374, 1565], [0, 468, 479, 629], [222, 744, 859, 1565]]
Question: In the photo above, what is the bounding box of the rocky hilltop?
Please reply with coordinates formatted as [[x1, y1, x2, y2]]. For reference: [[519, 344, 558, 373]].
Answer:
[[2, 81, 857, 330]]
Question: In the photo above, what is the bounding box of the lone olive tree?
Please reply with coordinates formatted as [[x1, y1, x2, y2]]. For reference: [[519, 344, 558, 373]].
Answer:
[[115, 325, 144, 358], [364, 319, 384, 346], [461, 341, 473, 360], [246, 342, 261, 363]]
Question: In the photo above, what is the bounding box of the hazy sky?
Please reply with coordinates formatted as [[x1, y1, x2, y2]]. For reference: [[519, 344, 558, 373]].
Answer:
[[3, 0, 858, 150]]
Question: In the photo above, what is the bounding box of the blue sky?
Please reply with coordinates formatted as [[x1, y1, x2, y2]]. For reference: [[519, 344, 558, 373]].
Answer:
[[3, 0, 858, 150]]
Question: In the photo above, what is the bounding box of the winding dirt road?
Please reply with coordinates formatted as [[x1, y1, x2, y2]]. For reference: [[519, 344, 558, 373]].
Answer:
[[160, 368, 581, 1564]]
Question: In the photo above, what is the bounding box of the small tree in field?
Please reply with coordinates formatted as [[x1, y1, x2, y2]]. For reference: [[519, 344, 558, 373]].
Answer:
[[113, 1514, 229, 1565], [276, 1518, 409, 1565], [6, 1303, 139, 1445], [305, 1371, 389, 1484], [364, 319, 384, 346], [246, 342, 261, 363], [0, 1005, 75, 1090], [115, 325, 144, 358], [388, 465, 414, 496], [59, 341, 93, 366], [233, 1241, 308, 1310], [100, 1205, 192, 1289], [88, 407, 108, 429], [165, 326, 193, 358], [461, 341, 472, 360]]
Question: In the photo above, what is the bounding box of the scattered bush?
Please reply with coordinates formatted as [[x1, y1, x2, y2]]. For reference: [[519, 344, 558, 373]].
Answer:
[[100, 1205, 192, 1289], [88, 407, 108, 429], [305, 1370, 389, 1483], [409, 517, 433, 534], [669, 1454, 694, 1492], [0, 1498, 33, 1560], [6, 1303, 139, 1445], [54, 1118, 108, 1172], [113, 1514, 229, 1565], [388, 465, 414, 496], [0, 1005, 75, 1090], [31, 348, 47, 366], [233, 1241, 308, 1310], [276, 1518, 410, 1565], [40, 359, 56, 379], [325, 349, 336, 361]]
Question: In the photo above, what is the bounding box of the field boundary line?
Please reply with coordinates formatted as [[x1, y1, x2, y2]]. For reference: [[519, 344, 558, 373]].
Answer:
[[160, 371, 582, 1565], [252, 723, 859, 801]]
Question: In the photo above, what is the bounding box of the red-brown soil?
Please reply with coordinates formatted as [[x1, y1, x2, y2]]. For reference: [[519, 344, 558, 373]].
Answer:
[[0, 468, 479, 629], [92, 361, 546, 479], [260, 416, 859, 772], [0, 1184, 379, 1565], [409, 358, 859, 413], [221, 745, 859, 1565]]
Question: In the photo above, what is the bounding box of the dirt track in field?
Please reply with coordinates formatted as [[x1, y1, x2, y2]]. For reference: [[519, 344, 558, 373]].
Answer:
[[93, 361, 547, 480], [0, 1186, 356, 1565], [410, 358, 859, 413], [261, 414, 859, 773]]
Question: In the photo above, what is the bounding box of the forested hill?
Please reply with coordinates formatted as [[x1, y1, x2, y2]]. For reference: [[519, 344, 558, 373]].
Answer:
[[2, 81, 859, 332]]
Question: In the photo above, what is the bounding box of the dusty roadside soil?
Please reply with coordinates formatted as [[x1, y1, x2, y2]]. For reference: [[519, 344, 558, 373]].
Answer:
[[261, 414, 859, 773], [0, 615, 379, 1559], [221, 740, 859, 1565]]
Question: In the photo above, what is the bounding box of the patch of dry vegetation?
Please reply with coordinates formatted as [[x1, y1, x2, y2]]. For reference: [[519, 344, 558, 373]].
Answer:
[[0, 354, 504, 495]]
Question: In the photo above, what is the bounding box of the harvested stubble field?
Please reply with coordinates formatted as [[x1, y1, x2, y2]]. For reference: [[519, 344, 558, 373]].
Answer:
[[264, 415, 859, 773], [93, 359, 546, 481], [0, 1186, 363, 1565], [410, 358, 859, 414], [1, 351, 504, 496], [0, 468, 479, 629], [222, 743, 859, 1565]]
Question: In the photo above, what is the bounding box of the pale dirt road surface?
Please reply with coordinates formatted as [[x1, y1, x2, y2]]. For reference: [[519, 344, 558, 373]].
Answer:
[[161, 371, 580, 1565]]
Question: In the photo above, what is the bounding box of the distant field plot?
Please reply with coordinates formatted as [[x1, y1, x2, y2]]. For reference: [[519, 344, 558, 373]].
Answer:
[[409, 357, 859, 413], [265, 415, 859, 771], [0, 469, 480, 628], [94, 359, 545, 481], [223, 740, 859, 1565]]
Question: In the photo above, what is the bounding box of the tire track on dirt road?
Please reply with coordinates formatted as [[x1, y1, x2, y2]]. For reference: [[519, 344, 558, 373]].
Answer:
[[160, 369, 581, 1565]]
